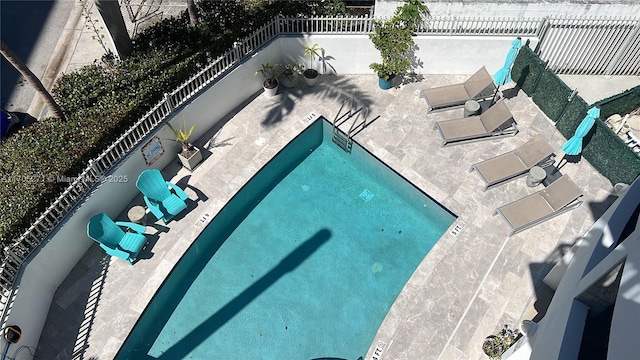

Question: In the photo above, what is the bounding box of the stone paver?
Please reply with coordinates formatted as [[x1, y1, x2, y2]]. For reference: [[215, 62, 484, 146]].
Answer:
[[37, 75, 614, 360]]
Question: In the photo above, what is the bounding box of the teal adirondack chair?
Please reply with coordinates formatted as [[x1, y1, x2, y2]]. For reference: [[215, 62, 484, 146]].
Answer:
[[87, 213, 148, 265], [136, 169, 188, 223]]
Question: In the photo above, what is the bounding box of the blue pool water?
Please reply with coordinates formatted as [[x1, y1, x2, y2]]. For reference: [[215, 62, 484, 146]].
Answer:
[[118, 118, 455, 359]]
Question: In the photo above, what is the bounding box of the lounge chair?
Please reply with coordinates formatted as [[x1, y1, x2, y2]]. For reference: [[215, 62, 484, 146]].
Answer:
[[136, 169, 188, 223], [87, 213, 148, 264], [471, 135, 555, 190], [434, 99, 518, 147], [495, 175, 583, 236], [419, 66, 497, 113]]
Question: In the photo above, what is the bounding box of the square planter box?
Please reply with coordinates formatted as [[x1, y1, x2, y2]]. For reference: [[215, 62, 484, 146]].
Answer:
[[178, 146, 203, 171]]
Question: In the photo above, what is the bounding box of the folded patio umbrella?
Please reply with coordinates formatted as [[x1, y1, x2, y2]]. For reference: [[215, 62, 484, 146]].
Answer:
[[562, 107, 601, 155], [493, 37, 522, 87]]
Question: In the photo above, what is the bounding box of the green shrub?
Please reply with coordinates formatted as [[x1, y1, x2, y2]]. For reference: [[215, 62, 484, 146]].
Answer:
[[0, 0, 346, 246], [555, 95, 589, 139], [532, 71, 574, 122], [511, 45, 546, 95]]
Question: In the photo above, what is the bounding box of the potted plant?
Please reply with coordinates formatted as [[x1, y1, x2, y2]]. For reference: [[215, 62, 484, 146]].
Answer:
[[281, 60, 304, 88], [482, 325, 521, 360], [369, 17, 413, 90], [255, 62, 280, 96], [369, 0, 428, 89], [166, 118, 202, 171], [302, 43, 323, 87]]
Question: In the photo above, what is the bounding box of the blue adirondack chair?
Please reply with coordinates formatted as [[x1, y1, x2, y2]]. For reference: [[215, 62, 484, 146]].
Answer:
[[136, 169, 188, 223], [87, 213, 148, 265]]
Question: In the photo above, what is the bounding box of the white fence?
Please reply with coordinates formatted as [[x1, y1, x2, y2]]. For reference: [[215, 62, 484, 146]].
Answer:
[[0, 14, 638, 314], [537, 16, 640, 75]]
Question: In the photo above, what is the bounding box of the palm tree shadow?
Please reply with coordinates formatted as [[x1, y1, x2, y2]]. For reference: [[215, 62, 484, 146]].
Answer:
[[260, 75, 377, 127], [118, 229, 332, 359]]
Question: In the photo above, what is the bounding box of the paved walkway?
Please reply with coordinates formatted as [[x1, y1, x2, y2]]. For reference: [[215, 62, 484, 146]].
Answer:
[[36, 74, 615, 360]]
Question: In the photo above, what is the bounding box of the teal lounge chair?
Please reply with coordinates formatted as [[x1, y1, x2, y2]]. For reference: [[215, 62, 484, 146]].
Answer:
[[136, 169, 188, 223], [87, 213, 148, 264]]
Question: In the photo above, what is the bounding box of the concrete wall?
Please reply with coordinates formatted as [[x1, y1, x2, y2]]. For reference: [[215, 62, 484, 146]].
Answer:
[[374, 1, 640, 19], [1, 34, 538, 359], [281, 34, 538, 75]]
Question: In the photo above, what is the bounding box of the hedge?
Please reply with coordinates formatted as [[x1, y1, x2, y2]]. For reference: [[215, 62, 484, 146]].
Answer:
[[512, 42, 640, 186], [0, 1, 346, 246]]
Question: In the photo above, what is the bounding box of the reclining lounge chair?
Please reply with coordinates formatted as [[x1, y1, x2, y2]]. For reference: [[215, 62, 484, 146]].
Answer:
[[434, 99, 518, 147], [136, 169, 188, 223], [87, 213, 148, 264], [495, 175, 583, 236], [419, 66, 497, 113], [471, 135, 555, 190]]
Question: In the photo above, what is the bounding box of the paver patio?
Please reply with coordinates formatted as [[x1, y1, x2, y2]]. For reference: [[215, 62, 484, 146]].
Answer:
[[37, 74, 615, 360]]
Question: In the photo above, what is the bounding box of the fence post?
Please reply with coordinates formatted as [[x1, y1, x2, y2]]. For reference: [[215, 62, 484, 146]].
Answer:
[[535, 17, 551, 53], [162, 93, 174, 115], [556, 88, 578, 123]]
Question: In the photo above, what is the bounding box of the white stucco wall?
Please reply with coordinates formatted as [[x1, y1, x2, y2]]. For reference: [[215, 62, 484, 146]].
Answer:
[[281, 34, 538, 75], [0, 33, 540, 359]]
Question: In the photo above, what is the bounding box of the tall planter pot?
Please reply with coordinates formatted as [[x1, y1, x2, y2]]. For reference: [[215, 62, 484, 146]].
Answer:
[[263, 79, 279, 97], [303, 69, 319, 87], [378, 76, 394, 90]]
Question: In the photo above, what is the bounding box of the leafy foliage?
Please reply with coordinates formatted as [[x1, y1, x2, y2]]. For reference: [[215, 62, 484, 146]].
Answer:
[[368, 17, 413, 80], [0, 0, 346, 246], [482, 325, 520, 359], [368, 1, 427, 81]]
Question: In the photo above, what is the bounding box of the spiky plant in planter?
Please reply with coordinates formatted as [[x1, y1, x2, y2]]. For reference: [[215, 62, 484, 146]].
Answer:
[[166, 118, 202, 170], [255, 62, 280, 96]]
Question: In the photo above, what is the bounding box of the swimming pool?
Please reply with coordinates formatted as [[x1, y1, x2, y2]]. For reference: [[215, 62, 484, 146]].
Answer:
[[118, 117, 455, 359]]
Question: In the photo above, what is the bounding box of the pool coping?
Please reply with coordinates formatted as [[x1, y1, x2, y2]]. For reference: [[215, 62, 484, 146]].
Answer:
[[36, 75, 614, 360]]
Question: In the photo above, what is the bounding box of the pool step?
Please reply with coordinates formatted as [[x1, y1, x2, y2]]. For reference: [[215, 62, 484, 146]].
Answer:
[[332, 128, 352, 152]]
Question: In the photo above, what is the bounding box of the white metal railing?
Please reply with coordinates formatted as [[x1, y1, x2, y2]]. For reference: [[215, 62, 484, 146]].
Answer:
[[1, 14, 637, 310], [277, 16, 542, 36]]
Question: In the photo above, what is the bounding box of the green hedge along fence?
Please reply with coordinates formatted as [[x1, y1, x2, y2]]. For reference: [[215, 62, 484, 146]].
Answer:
[[0, 0, 347, 247], [511, 42, 640, 186]]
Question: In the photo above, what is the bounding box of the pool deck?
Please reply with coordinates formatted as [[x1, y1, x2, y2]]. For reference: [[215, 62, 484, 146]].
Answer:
[[37, 74, 617, 360]]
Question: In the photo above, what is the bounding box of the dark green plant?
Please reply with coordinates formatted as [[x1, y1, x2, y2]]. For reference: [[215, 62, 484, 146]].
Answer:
[[532, 71, 575, 121], [482, 325, 520, 360], [396, 0, 429, 30]]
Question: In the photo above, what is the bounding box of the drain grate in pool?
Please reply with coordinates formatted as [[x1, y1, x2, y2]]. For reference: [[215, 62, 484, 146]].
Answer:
[[359, 189, 375, 202]]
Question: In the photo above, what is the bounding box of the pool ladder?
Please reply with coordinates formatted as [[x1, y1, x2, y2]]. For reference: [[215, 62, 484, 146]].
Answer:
[[332, 97, 369, 152]]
